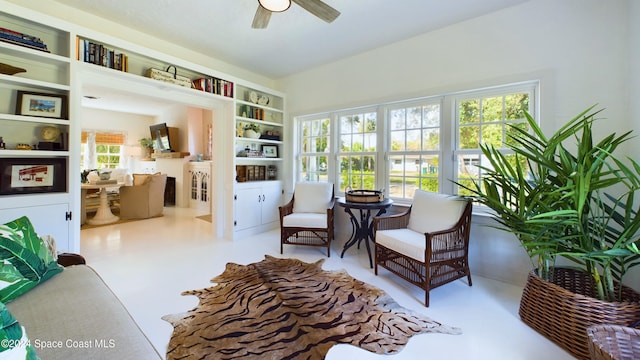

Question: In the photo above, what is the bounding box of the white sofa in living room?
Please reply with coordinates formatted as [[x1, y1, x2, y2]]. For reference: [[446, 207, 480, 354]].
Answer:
[[1, 216, 161, 359]]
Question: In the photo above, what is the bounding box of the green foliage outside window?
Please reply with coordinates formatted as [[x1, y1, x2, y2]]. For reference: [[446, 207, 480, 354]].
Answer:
[[96, 144, 121, 169]]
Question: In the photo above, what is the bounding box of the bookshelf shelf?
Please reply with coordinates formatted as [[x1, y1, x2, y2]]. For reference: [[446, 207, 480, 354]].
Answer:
[[76, 36, 235, 99]]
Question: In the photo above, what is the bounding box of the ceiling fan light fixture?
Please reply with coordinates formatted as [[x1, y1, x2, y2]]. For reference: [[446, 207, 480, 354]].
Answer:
[[258, 0, 291, 12]]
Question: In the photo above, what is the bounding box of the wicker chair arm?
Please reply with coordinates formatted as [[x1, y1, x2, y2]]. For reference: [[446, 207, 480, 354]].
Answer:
[[424, 201, 473, 258], [324, 194, 336, 230], [279, 196, 295, 220], [374, 207, 411, 232], [327, 196, 336, 210]]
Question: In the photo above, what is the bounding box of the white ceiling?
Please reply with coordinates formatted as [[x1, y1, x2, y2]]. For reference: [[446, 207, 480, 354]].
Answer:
[[52, 0, 528, 79]]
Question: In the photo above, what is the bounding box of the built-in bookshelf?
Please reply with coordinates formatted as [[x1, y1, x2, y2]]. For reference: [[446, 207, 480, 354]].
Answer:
[[234, 84, 284, 181], [233, 84, 285, 236], [0, 6, 73, 251]]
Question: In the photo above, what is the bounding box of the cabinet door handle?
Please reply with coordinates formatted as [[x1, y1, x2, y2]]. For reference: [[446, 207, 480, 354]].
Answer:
[[258, 194, 261, 203], [262, 194, 265, 202]]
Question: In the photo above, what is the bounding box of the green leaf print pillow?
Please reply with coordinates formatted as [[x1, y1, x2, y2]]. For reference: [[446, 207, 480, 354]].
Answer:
[[0, 216, 63, 303]]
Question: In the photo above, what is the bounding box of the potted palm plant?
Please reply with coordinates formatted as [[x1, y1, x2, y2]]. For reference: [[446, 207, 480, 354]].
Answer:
[[457, 105, 640, 359]]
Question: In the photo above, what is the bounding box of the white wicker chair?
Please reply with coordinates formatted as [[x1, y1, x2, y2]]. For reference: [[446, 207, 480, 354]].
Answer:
[[374, 190, 472, 306], [279, 182, 335, 257]]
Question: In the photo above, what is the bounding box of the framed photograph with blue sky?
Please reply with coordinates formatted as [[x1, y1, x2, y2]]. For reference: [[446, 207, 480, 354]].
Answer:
[[15, 90, 68, 119]]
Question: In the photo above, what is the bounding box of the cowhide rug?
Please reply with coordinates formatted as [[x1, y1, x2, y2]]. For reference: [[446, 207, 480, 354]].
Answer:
[[162, 255, 461, 360]]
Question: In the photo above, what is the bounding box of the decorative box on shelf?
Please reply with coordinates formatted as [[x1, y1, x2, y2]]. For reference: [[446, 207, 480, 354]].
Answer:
[[236, 165, 266, 182], [145, 65, 192, 88]]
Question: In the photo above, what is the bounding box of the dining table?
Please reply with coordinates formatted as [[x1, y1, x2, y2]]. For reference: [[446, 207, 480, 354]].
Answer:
[[81, 182, 124, 225]]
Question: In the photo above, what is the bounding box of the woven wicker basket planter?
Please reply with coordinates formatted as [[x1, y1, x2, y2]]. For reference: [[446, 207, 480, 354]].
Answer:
[[519, 267, 640, 359], [587, 324, 640, 360]]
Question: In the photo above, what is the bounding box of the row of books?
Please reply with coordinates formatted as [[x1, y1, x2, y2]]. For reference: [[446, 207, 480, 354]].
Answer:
[[0, 27, 49, 52], [192, 77, 234, 98], [238, 104, 266, 120], [77, 39, 129, 72]]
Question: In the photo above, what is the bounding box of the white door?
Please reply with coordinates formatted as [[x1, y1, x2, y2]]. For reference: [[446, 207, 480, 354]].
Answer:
[[261, 184, 282, 225], [0, 203, 70, 252], [234, 187, 262, 231]]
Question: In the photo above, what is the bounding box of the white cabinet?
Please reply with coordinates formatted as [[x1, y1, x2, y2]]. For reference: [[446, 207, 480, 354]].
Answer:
[[234, 181, 283, 232], [0, 203, 70, 251], [0, 6, 74, 251], [188, 161, 211, 214]]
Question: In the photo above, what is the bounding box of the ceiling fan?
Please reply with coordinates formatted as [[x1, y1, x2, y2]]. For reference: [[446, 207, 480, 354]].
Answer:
[[252, 0, 340, 29]]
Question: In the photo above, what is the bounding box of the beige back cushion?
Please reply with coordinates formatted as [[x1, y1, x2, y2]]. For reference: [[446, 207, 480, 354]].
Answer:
[[407, 190, 466, 234], [133, 172, 160, 186], [292, 182, 333, 214]]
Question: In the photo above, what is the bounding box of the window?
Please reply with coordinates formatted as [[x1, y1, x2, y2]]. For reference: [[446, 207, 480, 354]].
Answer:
[[387, 100, 441, 199], [298, 117, 330, 182], [294, 81, 538, 204], [81, 131, 125, 170], [338, 109, 377, 192], [454, 89, 533, 196]]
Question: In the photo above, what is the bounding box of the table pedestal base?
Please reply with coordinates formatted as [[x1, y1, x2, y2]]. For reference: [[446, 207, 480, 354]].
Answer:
[[338, 198, 393, 268], [86, 189, 119, 225]]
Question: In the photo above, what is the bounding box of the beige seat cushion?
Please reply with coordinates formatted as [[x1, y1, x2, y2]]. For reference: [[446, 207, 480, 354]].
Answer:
[[282, 212, 328, 228], [7, 265, 161, 360], [376, 228, 427, 262]]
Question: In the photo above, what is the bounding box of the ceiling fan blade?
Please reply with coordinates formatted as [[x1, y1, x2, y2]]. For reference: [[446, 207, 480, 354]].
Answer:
[[292, 0, 340, 23], [252, 5, 272, 29]]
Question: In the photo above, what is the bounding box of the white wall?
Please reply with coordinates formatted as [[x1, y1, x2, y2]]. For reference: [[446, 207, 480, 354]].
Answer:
[[278, 0, 639, 287]]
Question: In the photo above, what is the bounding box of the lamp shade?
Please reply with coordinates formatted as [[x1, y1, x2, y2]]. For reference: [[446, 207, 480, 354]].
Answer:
[[258, 0, 291, 12]]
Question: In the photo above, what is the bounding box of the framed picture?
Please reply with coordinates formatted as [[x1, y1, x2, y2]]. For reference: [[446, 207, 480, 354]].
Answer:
[[262, 145, 278, 158], [15, 91, 68, 119], [0, 157, 67, 195]]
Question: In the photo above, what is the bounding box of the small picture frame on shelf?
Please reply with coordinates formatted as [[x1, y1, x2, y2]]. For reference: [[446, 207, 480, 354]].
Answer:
[[262, 145, 278, 158], [15, 91, 68, 119], [0, 157, 66, 195]]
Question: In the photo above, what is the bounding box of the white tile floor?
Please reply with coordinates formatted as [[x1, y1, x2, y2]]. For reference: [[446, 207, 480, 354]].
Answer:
[[79, 207, 575, 359]]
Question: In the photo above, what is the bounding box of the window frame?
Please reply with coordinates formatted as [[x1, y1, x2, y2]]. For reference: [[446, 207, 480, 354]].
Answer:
[[294, 81, 539, 205], [296, 116, 332, 183], [336, 107, 380, 193]]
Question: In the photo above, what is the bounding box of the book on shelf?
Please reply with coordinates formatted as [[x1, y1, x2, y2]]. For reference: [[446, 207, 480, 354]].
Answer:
[[77, 38, 128, 72], [0, 27, 49, 52], [192, 77, 234, 97], [238, 104, 265, 120]]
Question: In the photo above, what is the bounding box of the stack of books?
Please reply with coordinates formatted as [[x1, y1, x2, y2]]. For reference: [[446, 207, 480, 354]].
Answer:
[[78, 39, 128, 72], [0, 27, 49, 52], [192, 77, 234, 98]]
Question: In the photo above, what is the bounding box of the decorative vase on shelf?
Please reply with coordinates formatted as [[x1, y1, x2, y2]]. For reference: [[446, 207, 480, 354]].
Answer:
[[244, 129, 260, 139]]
